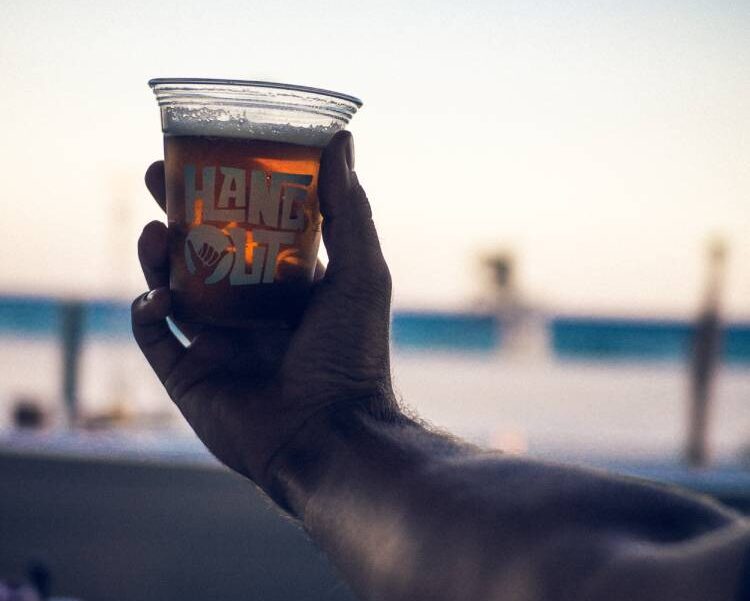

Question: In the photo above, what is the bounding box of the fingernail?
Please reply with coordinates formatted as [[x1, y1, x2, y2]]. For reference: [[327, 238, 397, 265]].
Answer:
[[344, 133, 355, 171]]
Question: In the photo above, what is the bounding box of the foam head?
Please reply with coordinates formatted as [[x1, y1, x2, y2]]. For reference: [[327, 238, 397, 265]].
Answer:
[[150, 78, 362, 147]]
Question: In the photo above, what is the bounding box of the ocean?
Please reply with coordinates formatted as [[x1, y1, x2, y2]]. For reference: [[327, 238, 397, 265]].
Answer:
[[1, 296, 749, 463]]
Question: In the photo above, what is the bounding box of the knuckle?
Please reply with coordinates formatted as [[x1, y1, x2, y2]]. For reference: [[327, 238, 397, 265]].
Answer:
[[382, 267, 393, 297], [371, 260, 392, 293], [352, 262, 392, 306], [351, 184, 373, 219], [130, 293, 145, 316], [141, 220, 165, 238], [130, 296, 146, 338]]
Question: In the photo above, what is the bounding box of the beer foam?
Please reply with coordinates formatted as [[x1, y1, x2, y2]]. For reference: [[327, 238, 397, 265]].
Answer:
[[160, 104, 351, 147], [151, 80, 360, 147]]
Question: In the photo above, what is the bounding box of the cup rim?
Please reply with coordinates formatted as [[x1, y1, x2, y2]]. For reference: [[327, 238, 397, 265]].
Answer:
[[148, 78, 363, 107]]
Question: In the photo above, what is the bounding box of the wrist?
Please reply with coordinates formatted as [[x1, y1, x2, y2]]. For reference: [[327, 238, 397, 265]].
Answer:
[[263, 393, 408, 518]]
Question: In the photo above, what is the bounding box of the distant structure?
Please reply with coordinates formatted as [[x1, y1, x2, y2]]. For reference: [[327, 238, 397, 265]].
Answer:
[[685, 237, 727, 468], [484, 251, 521, 316], [481, 251, 546, 357]]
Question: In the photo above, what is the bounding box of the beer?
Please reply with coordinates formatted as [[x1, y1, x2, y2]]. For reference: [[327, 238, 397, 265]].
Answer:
[[150, 78, 362, 326], [165, 135, 322, 325]]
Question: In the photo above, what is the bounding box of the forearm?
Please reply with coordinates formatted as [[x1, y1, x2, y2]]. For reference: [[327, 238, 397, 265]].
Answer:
[[267, 402, 748, 601], [267, 402, 482, 599]]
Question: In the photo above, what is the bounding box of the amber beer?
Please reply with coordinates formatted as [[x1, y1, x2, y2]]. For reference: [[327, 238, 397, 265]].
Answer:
[[150, 78, 362, 326], [165, 135, 322, 325]]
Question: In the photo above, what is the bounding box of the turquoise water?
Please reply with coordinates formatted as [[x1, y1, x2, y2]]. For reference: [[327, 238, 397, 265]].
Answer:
[[391, 312, 499, 352], [0, 296, 131, 339], [1, 295, 749, 363], [551, 317, 750, 364], [392, 312, 750, 363]]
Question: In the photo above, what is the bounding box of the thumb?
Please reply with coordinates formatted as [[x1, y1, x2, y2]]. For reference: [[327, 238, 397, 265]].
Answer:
[[318, 131, 389, 288], [187, 239, 201, 266]]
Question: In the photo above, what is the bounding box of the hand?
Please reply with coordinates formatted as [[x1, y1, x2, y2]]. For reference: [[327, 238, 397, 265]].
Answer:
[[188, 240, 223, 268], [131, 132, 398, 497], [187, 239, 229, 281]]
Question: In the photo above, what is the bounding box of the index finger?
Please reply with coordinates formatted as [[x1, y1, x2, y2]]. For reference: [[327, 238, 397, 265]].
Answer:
[[145, 161, 166, 212], [138, 220, 169, 290]]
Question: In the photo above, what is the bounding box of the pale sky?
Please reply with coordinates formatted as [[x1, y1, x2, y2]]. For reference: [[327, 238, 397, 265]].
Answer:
[[1, 0, 748, 317]]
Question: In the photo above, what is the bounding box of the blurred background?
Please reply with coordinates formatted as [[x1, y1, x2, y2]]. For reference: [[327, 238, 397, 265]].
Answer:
[[1, 0, 748, 599]]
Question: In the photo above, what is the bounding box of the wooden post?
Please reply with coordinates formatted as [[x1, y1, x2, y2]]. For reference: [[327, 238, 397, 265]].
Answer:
[[685, 239, 726, 467], [60, 301, 85, 426]]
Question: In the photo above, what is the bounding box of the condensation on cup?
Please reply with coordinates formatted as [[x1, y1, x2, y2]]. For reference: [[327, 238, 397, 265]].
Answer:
[[149, 78, 362, 326]]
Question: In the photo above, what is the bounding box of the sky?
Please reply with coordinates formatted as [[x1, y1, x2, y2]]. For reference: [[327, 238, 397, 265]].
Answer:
[[1, 0, 748, 317]]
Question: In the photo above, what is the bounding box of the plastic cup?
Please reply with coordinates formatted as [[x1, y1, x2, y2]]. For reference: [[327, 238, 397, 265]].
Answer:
[[149, 78, 362, 326]]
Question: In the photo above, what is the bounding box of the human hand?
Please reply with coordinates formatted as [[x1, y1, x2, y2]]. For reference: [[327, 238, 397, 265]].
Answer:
[[187, 239, 229, 282], [131, 132, 398, 497]]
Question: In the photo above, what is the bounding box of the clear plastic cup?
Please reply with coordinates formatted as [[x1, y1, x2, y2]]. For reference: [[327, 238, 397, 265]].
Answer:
[[149, 78, 362, 326]]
